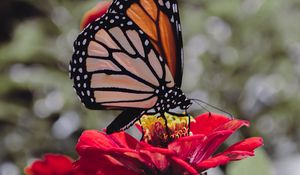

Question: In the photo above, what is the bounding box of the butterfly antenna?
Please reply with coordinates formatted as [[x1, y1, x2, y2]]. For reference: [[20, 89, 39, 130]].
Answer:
[[190, 100, 211, 115], [190, 98, 233, 118], [139, 118, 145, 140], [186, 111, 191, 135]]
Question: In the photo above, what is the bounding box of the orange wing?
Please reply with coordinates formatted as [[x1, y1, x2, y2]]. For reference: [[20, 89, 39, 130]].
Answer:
[[108, 0, 183, 86]]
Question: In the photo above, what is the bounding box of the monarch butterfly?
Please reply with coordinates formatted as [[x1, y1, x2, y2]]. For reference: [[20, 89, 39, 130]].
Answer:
[[69, 0, 192, 134]]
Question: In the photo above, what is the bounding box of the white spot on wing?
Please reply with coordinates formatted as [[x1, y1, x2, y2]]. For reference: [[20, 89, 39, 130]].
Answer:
[[165, 1, 170, 9], [173, 4, 178, 13], [158, 0, 163, 6], [82, 39, 87, 45], [171, 16, 174, 23]]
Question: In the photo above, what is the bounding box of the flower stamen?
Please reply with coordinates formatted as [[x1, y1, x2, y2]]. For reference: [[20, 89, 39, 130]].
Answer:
[[138, 113, 194, 147]]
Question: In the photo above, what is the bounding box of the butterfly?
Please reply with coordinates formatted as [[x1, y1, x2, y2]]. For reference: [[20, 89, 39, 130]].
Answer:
[[69, 0, 192, 134]]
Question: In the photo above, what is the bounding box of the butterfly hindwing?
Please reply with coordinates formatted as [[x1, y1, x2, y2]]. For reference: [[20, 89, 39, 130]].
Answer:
[[70, 13, 175, 110], [108, 0, 184, 86]]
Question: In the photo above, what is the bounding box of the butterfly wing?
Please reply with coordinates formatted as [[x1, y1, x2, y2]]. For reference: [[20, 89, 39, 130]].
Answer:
[[69, 13, 175, 111], [108, 0, 184, 87], [106, 108, 144, 134]]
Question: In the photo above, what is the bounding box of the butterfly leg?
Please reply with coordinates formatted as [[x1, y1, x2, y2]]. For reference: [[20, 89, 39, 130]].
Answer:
[[187, 112, 191, 135], [161, 112, 172, 143], [138, 118, 145, 140]]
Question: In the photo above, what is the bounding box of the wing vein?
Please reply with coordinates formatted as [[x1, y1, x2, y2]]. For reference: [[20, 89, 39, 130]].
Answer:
[[100, 94, 156, 104], [92, 87, 153, 94]]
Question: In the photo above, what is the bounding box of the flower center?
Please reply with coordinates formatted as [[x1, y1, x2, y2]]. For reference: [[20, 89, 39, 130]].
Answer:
[[138, 113, 194, 147]]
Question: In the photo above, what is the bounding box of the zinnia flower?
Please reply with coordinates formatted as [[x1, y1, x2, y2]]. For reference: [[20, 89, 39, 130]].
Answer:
[[74, 113, 263, 175], [25, 154, 77, 175]]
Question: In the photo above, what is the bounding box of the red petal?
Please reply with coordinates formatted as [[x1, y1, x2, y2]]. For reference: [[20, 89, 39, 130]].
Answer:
[[139, 150, 170, 171], [76, 131, 161, 174], [25, 154, 74, 175], [168, 135, 207, 160], [141, 142, 175, 155], [196, 155, 230, 170], [76, 130, 117, 153], [76, 130, 139, 155], [190, 131, 233, 163], [80, 1, 111, 30], [171, 157, 199, 175], [109, 130, 141, 149], [191, 113, 249, 135], [169, 131, 233, 164], [76, 145, 152, 172], [76, 146, 156, 174], [196, 151, 254, 170], [196, 137, 264, 170], [25, 161, 52, 175], [75, 155, 140, 175], [45, 154, 73, 174], [190, 113, 230, 135], [214, 119, 249, 132], [136, 142, 176, 171], [223, 137, 264, 154], [223, 150, 255, 159]]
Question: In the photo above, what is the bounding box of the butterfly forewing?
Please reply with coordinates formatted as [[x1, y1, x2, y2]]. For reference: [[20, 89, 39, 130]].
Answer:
[[70, 13, 175, 110], [108, 0, 184, 86]]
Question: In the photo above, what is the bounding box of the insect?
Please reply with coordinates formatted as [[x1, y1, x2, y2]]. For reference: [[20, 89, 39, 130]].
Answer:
[[69, 0, 192, 134]]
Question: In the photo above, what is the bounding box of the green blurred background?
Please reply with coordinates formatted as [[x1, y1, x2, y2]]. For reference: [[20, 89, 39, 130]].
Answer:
[[0, 0, 299, 174]]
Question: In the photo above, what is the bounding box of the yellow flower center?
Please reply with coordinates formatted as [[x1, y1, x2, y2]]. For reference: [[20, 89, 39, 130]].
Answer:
[[138, 113, 194, 147]]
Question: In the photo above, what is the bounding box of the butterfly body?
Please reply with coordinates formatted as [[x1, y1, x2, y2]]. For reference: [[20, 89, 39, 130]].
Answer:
[[149, 86, 191, 114], [70, 0, 191, 133]]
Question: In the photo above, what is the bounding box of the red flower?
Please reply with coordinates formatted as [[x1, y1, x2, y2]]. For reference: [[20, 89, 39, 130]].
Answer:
[[25, 154, 77, 175], [171, 113, 263, 172], [80, 1, 111, 30], [74, 113, 263, 175]]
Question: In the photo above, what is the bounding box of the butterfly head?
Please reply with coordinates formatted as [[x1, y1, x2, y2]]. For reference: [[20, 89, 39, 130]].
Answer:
[[177, 92, 192, 110]]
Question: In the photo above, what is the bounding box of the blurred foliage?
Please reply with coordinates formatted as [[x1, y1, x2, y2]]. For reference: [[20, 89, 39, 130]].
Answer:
[[0, 0, 299, 174]]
